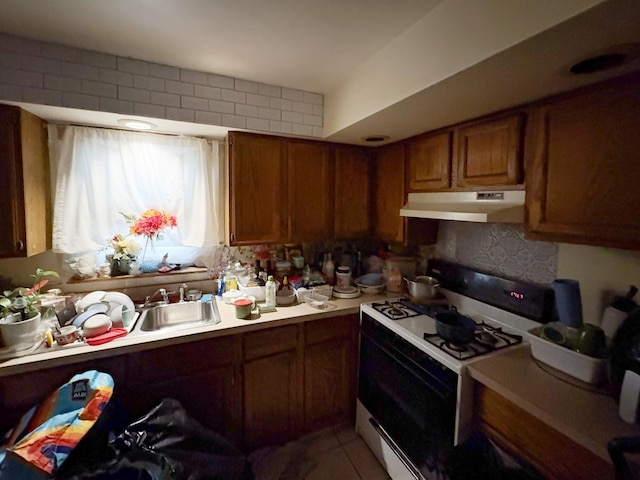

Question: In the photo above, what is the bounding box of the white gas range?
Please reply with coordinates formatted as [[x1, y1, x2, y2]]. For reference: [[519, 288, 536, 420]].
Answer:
[[356, 260, 554, 480]]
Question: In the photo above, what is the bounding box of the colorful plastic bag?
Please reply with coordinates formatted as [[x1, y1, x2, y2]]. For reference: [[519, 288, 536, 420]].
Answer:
[[0, 370, 114, 479]]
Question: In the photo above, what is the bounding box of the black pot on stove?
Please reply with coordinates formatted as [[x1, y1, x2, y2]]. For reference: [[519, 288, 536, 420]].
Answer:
[[435, 310, 476, 345]]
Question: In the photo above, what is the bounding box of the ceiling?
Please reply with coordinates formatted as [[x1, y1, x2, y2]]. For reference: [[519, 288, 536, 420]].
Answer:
[[1, 0, 640, 144]]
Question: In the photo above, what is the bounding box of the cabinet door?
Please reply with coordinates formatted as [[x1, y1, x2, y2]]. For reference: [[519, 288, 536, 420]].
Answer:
[[334, 145, 371, 238], [373, 142, 407, 243], [303, 315, 358, 433], [455, 114, 524, 188], [408, 132, 451, 191], [242, 325, 301, 449], [0, 106, 49, 258], [228, 132, 287, 245], [287, 139, 334, 242], [476, 384, 611, 480], [526, 77, 640, 249], [243, 350, 300, 449], [126, 336, 241, 443]]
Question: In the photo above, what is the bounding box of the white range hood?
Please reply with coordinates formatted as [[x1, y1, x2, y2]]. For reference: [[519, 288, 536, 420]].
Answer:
[[400, 191, 525, 223]]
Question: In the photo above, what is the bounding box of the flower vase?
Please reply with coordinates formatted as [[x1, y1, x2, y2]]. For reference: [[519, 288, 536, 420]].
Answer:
[[117, 258, 131, 276], [140, 237, 156, 273]]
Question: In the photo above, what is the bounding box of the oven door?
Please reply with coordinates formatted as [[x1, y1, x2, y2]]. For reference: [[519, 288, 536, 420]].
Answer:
[[358, 313, 458, 479]]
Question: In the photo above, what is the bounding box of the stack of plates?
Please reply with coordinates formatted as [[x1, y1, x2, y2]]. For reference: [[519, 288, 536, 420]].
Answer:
[[332, 285, 360, 299]]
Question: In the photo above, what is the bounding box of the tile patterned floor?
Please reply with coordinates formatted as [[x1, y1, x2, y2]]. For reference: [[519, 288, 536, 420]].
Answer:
[[249, 423, 391, 480]]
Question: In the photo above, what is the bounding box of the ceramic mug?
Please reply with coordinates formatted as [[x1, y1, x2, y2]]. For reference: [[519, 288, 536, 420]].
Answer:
[[575, 323, 607, 357], [234, 298, 253, 319]]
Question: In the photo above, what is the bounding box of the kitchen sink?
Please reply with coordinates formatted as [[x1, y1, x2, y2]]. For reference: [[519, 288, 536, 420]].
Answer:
[[132, 300, 221, 334]]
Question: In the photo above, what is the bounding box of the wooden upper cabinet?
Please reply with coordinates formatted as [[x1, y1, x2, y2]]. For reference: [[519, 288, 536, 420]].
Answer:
[[228, 132, 287, 245], [0, 105, 50, 258], [373, 142, 406, 244], [334, 145, 371, 239], [287, 139, 334, 242], [526, 75, 640, 249], [455, 113, 524, 188], [407, 131, 451, 191]]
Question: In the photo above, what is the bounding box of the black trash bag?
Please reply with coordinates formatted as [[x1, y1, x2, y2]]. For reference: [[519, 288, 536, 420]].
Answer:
[[446, 432, 544, 480], [60, 398, 251, 480]]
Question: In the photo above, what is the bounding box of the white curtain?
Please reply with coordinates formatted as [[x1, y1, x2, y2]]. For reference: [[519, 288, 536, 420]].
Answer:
[[50, 125, 223, 255]]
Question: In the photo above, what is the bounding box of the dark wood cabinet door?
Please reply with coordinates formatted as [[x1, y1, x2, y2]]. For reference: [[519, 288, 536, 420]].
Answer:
[[0, 105, 49, 258], [476, 384, 611, 480], [455, 114, 524, 188], [303, 315, 358, 433], [408, 132, 451, 191], [334, 145, 371, 239], [526, 76, 640, 249], [287, 139, 334, 242], [228, 132, 287, 245], [373, 142, 407, 243], [243, 349, 300, 449]]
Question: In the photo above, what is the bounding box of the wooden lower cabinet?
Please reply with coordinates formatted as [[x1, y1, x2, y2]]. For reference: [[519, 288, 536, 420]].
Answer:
[[303, 316, 358, 433], [0, 315, 360, 453], [475, 383, 612, 480], [242, 325, 301, 449]]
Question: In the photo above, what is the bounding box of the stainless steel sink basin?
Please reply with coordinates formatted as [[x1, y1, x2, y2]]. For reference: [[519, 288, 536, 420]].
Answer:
[[133, 300, 221, 333]]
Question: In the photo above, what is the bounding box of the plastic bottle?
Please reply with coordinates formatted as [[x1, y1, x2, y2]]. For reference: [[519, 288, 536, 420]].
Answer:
[[323, 253, 335, 284], [265, 275, 276, 308], [225, 265, 238, 291]]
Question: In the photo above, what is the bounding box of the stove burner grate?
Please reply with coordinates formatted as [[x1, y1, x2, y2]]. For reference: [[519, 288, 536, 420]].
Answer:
[[423, 322, 523, 360], [370, 300, 419, 320]]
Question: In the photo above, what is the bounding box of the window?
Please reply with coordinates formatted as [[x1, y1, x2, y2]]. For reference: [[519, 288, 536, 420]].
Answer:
[[49, 125, 224, 265]]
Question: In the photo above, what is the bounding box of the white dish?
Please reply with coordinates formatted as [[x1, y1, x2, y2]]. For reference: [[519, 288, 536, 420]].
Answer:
[[77, 291, 107, 311], [332, 286, 360, 299], [527, 326, 607, 384], [82, 314, 112, 338], [102, 291, 135, 318]]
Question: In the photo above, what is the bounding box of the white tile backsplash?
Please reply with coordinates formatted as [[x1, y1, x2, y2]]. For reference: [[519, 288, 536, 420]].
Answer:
[[0, 33, 323, 137]]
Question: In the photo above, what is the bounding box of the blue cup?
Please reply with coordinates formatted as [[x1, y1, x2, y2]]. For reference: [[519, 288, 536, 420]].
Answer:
[[552, 279, 583, 328]]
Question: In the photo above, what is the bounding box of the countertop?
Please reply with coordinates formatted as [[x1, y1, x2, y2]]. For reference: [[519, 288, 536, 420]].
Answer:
[[0, 293, 387, 378], [467, 345, 640, 463]]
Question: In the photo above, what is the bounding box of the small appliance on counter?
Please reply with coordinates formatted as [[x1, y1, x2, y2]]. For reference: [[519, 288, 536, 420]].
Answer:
[[609, 307, 640, 424]]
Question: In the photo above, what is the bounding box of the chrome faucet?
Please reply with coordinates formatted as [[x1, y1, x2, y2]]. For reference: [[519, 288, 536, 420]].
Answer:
[[179, 283, 188, 302], [145, 288, 169, 306]]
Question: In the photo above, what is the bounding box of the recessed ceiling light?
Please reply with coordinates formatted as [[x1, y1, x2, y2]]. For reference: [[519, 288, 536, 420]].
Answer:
[[117, 119, 157, 130], [565, 43, 640, 76], [363, 135, 390, 143]]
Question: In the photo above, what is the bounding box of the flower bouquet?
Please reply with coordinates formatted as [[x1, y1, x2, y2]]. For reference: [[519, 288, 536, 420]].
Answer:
[[108, 234, 141, 275], [121, 209, 177, 272]]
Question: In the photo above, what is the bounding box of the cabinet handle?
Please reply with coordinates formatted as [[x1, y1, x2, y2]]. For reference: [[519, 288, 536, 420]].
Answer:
[[16, 240, 25, 251], [230, 232, 235, 242]]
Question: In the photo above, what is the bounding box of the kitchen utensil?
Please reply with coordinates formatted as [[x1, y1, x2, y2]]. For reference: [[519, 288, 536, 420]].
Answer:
[[76, 291, 107, 311], [305, 292, 329, 309], [528, 325, 608, 384], [601, 286, 638, 338], [71, 309, 101, 328], [332, 286, 360, 299], [82, 314, 112, 338], [355, 273, 385, 294], [552, 279, 583, 328], [234, 298, 253, 319], [435, 310, 476, 345], [54, 325, 79, 346], [404, 276, 440, 301], [540, 324, 566, 345], [574, 323, 607, 357], [276, 290, 296, 306], [186, 289, 202, 301], [109, 304, 134, 329], [85, 327, 127, 346]]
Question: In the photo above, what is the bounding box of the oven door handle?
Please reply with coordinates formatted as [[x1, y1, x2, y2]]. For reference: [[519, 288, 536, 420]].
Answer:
[[369, 417, 424, 480]]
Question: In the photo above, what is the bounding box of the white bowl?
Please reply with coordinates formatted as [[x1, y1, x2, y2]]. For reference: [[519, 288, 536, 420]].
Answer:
[[355, 274, 386, 294], [82, 314, 112, 338], [276, 290, 296, 306]]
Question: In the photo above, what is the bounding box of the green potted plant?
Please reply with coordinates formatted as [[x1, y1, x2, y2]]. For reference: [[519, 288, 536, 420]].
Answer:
[[0, 268, 59, 349]]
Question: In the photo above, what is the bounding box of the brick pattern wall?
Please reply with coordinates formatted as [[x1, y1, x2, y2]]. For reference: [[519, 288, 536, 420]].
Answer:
[[0, 33, 324, 137]]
